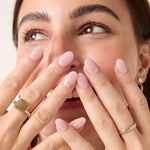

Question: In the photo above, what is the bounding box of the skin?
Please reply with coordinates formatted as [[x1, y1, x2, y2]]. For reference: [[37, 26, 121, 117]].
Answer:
[[0, 0, 150, 149]]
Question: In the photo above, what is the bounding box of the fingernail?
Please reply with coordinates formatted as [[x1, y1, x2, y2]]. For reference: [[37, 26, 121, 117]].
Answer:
[[77, 73, 89, 89], [85, 58, 100, 74], [63, 71, 77, 88], [55, 118, 68, 131], [116, 59, 128, 74], [73, 117, 86, 130], [58, 51, 74, 67], [30, 46, 44, 61]]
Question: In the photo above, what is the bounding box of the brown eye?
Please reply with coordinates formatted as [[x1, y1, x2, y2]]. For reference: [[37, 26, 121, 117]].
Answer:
[[30, 33, 47, 40], [83, 26, 106, 34], [29, 33, 47, 41], [78, 21, 111, 35], [25, 29, 49, 41]]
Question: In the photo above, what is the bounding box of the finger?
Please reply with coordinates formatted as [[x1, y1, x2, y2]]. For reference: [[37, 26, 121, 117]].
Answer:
[[55, 118, 95, 150], [76, 73, 123, 150], [5, 51, 74, 126], [114, 58, 150, 135], [83, 58, 139, 145], [0, 46, 44, 114], [83, 58, 134, 130], [32, 117, 86, 150], [20, 51, 74, 112], [1, 51, 74, 149], [32, 132, 62, 150], [13, 71, 77, 150]]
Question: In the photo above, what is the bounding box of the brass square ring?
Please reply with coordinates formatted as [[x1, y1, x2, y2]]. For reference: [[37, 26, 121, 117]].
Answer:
[[14, 99, 31, 118]]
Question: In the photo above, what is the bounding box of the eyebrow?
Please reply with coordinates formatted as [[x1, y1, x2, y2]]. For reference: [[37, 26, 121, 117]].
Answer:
[[18, 12, 50, 29], [18, 4, 120, 29], [71, 4, 120, 21]]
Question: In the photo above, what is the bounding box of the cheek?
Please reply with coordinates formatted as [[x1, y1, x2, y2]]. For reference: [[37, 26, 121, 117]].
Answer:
[[80, 38, 138, 80], [16, 45, 32, 63]]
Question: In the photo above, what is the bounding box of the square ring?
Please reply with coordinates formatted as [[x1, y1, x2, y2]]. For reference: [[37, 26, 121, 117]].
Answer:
[[14, 99, 30, 113]]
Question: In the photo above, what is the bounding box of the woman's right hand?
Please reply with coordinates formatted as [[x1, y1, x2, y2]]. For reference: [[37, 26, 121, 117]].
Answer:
[[0, 46, 77, 150]]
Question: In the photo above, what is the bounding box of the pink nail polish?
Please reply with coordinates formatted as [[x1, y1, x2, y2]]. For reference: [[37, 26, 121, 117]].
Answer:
[[58, 51, 74, 67], [77, 73, 89, 89], [116, 59, 128, 74], [85, 58, 100, 74], [63, 71, 77, 88], [55, 118, 68, 131], [73, 117, 86, 130], [30, 46, 44, 61]]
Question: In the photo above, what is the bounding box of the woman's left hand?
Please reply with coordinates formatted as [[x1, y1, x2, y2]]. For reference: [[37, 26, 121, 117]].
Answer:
[[55, 58, 150, 150]]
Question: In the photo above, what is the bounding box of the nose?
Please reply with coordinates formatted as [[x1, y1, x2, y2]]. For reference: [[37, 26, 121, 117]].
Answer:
[[42, 34, 81, 69]]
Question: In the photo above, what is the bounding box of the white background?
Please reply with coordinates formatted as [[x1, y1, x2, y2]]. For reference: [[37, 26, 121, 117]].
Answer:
[[0, 0, 16, 83], [0, 0, 150, 83]]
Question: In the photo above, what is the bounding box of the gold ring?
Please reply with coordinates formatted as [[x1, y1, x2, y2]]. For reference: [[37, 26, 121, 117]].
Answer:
[[14, 99, 31, 118], [119, 122, 137, 135]]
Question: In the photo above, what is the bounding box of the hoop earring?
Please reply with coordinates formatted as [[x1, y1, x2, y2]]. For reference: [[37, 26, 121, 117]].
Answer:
[[139, 77, 144, 92]]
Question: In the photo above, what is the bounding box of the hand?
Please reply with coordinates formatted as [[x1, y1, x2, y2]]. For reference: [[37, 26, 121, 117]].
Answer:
[[55, 58, 150, 150], [32, 117, 86, 150], [0, 46, 77, 150]]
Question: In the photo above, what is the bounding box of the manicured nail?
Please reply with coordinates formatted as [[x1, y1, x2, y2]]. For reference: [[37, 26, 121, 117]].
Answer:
[[77, 73, 89, 89], [116, 59, 128, 74], [63, 71, 77, 88], [30, 46, 44, 61], [73, 117, 86, 130], [55, 118, 68, 131], [85, 58, 100, 74], [58, 51, 74, 67]]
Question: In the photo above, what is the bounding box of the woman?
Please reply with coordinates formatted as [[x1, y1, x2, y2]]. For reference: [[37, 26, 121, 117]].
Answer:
[[0, 0, 150, 149]]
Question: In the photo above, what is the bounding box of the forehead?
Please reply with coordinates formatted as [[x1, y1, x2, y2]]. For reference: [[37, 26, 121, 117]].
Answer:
[[18, 0, 130, 23]]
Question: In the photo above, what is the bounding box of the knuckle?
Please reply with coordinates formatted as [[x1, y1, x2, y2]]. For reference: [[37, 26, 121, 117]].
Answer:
[[2, 76, 20, 92], [47, 64, 60, 78], [115, 102, 127, 113], [47, 141, 56, 150], [97, 75, 109, 88], [25, 85, 42, 100], [136, 97, 148, 107], [85, 91, 97, 102], [18, 61, 30, 74], [97, 115, 113, 129], [34, 108, 50, 125]]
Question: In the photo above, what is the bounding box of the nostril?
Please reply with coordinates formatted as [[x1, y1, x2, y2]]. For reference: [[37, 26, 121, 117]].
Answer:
[[71, 58, 81, 68], [71, 64, 75, 68]]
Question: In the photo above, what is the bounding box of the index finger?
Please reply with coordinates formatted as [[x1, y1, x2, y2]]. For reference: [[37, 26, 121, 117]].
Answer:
[[0, 46, 44, 114]]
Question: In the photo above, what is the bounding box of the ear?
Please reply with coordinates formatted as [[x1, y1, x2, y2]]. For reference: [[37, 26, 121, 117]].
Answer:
[[136, 40, 150, 82]]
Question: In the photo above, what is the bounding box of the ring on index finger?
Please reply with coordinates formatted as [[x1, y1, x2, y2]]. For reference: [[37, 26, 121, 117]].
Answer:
[[14, 99, 31, 118]]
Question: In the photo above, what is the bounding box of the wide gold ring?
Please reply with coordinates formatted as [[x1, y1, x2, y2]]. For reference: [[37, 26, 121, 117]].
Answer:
[[14, 99, 31, 118], [119, 122, 137, 135]]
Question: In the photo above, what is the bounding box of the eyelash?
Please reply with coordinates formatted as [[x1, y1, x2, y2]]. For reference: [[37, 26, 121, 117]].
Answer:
[[23, 21, 111, 42], [23, 28, 45, 41], [78, 20, 111, 35]]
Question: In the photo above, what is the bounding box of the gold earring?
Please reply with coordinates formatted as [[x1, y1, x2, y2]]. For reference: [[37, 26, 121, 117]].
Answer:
[[139, 77, 144, 92]]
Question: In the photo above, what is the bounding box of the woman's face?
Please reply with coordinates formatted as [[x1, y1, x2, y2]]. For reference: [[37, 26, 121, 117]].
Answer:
[[17, 0, 140, 144]]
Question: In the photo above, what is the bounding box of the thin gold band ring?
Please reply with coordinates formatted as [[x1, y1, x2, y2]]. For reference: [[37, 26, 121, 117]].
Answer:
[[119, 122, 137, 135]]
